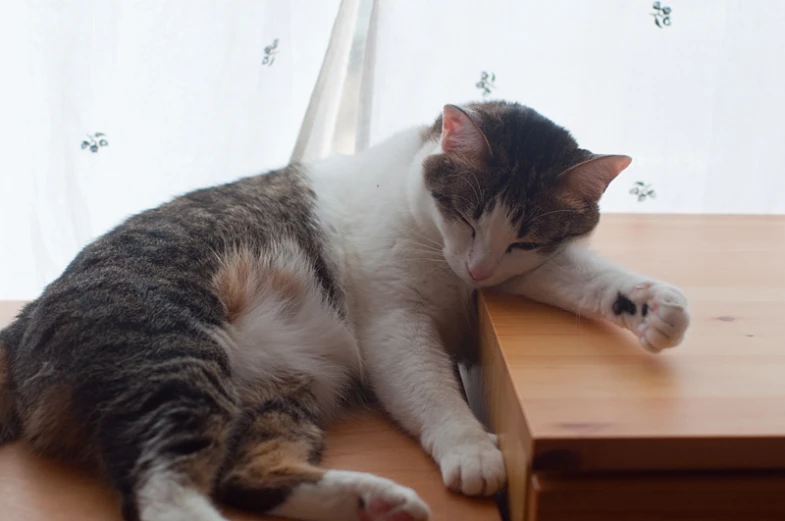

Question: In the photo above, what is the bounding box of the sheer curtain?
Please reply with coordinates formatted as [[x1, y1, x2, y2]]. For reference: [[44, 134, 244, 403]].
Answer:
[[359, 0, 785, 215], [3, 0, 784, 300], [0, 0, 341, 299]]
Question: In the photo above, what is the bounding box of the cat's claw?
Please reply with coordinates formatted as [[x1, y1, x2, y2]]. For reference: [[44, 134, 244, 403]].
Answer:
[[439, 440, 506, 496], [627, 282, 690, 353]]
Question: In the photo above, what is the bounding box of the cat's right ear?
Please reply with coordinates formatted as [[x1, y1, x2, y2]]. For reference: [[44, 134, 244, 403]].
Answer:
[[441, 105, 491, 165]]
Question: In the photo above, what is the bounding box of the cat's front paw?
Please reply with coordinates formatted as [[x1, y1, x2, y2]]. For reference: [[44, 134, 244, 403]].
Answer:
[[612, 282, 689, 353], [439, 438, 505, 496]]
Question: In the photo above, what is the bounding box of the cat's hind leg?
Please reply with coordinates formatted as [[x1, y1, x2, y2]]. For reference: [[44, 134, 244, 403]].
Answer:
[[91, 341, 240, 521], [273, 470, 430, 521], [135, 470, 228, 521], [216, 399, 430, 521]]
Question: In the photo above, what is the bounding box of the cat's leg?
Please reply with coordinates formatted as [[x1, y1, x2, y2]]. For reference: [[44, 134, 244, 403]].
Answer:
[[216, 399, 429, 521], [90, 340, 239, 521], [361, 311, 506, 497], [500, 241, 690, 353]]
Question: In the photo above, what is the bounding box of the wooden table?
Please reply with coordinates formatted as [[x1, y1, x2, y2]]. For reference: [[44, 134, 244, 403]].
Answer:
[[0, 302, 500, 521], [479, 214, 785, 521]]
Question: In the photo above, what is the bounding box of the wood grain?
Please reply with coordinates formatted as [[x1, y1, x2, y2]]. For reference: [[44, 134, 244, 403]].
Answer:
[[479, 298, 531, 521], [478, 215, 785, 519], [481, 215, 785, 471], [0, 301, 500, 521]]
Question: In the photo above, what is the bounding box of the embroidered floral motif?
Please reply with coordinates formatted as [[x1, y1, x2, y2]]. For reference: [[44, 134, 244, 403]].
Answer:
[[262, 38, 279, 66], [651, 1, 672, 28], [476, 71, 496, 97], [630, 181, 656, 202], [81, 132, 108, 153]]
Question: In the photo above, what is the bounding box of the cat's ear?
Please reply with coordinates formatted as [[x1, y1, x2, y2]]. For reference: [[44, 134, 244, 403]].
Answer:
[[558, 154, 632, 201], [441, 105, 491, 165]]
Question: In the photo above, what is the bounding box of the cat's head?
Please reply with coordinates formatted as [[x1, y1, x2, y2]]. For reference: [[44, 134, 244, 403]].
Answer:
[[423, 101, 630, 287]]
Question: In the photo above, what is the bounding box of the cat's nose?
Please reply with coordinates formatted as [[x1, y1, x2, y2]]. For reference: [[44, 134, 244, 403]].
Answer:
[[468, 265, 491, 282]]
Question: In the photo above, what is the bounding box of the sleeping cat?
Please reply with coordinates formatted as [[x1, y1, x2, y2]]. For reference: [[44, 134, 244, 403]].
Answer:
[[0, 101, 689, 521]]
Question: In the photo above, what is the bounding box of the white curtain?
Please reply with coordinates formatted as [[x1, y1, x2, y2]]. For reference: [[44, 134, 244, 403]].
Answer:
[[360, 0, 785, 215], [0, 0, 341, 299], [3, 0, 784, 300]]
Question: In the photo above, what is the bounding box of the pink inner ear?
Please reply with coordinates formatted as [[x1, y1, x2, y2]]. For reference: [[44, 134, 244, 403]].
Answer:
[[441, 105, 490, 162], [561, 155, 632, 201]]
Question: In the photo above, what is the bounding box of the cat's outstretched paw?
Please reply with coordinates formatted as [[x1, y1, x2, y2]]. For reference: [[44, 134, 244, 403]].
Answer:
[[613, 282, 689, 353], [439, 439, 506, 496]]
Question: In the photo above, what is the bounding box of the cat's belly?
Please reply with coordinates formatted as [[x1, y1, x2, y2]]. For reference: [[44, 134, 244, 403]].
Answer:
[[206, 245, 362, 420]]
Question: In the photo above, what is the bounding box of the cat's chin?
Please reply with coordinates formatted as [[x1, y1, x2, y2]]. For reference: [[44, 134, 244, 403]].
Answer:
[[468, 278, 499, 290]]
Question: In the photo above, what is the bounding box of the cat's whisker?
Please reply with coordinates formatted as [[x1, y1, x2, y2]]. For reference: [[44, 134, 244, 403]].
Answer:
[[469, 171, 486, 201], [397, 251, 445, 262], [542, 252, 574, 279], [528, 209, 576, 225], [406, 240, 444, 251], [463, 173, 481, 203], [397, 259, 449, 268], [451, 194, 477, 213], [415, 236, 444, 248]]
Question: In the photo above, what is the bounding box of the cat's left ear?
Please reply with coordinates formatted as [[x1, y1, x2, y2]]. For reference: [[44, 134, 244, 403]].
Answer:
[[441, 105, 492, 166], [558, 154, 632, 201]]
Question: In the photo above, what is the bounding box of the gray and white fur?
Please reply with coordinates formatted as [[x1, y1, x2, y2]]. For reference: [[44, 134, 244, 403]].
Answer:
[[0, 101, 690, 521]]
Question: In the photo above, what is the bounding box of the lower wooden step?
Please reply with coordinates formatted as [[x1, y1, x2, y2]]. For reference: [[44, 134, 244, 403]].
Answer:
[[0, 410, 500, 521], [527, 472, 785, 521]]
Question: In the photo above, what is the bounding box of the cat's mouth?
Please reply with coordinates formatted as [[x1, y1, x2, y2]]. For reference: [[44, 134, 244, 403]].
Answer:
[[467, 276, 497, 290]]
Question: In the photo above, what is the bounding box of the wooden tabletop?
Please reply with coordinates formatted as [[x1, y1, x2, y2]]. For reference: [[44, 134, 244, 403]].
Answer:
[[480, 214, 785, 475], [0, 301, 500, 521]]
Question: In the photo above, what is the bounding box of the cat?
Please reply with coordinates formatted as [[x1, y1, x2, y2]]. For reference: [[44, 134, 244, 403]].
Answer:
[[0, 101, 690, 521]]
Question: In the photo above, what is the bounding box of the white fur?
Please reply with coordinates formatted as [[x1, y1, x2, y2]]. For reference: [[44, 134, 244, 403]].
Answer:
[[220, 122, 690, 501], [499, 240, 690, 352], [138, 470, 227, 521], [306, 128, 509, 497], [207, 243, 361, 419], [270, 470, 429, 521]]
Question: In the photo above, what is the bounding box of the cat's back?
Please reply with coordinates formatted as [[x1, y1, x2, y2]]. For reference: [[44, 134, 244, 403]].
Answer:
[[6, 163, 348, 373], [0, 162, 360, 456]]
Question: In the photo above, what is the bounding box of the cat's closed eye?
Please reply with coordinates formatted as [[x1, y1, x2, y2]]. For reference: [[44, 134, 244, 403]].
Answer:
[[460, 216, 475, 238], [506, 242, 540, 253]]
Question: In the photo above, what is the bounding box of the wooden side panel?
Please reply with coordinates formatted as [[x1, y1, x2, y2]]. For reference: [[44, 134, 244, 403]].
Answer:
[[529, 472, 785, 521], [479, 293, 532, 521]]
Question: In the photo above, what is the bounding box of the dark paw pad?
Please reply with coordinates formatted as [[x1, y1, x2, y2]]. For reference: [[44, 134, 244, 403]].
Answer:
[[612, 293, 637, 316]]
